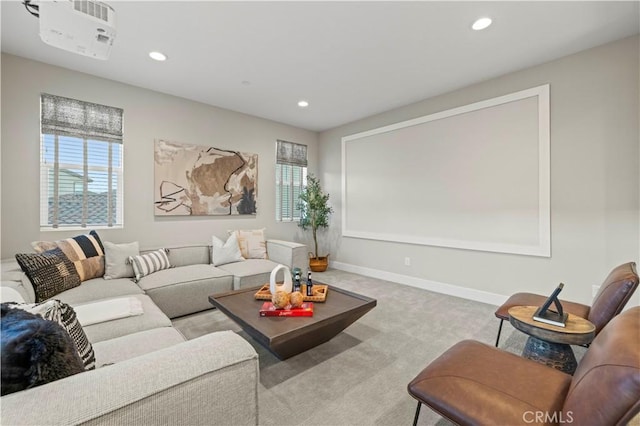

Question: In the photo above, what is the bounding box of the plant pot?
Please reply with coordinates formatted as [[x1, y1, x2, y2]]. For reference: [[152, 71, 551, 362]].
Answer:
[[309, 253, 329, 272]]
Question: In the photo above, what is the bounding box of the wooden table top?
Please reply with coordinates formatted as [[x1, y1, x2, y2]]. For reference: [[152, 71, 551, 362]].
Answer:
[[508, 305, 596, 346], [208, 284, 377, 359]]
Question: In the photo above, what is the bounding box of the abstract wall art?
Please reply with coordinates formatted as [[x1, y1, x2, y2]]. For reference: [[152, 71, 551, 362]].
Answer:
[[154, 140, 258, 216]]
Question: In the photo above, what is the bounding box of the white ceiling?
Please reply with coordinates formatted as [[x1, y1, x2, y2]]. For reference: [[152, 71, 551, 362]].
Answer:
[[2, 1, 639, 132]]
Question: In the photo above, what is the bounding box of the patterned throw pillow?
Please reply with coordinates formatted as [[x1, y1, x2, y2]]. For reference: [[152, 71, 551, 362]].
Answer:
[[232, 229, 268, 259], [7, 300, 96, 371], [15, 248, 81, 302], [128, 249, 171, 283], [32, 230, 105, 282]]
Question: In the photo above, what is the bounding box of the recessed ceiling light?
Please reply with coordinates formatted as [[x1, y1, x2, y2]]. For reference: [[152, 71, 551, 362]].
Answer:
[[149, 51, 167, 61], [298, 100, 309, 108], [472, 17, 492, 31]]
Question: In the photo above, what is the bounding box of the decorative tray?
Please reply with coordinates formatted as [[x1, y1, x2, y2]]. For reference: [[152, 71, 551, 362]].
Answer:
[[254, 283, 328, 302]]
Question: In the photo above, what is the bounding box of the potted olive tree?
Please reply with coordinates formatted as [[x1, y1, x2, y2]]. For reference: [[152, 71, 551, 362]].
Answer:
[[298, 174, 333, 272]]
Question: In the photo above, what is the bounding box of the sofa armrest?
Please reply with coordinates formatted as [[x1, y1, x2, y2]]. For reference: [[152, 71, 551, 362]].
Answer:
[[267, 240, 307, 272], [1, 331, 259, 426], [1, 260, 35, 303]]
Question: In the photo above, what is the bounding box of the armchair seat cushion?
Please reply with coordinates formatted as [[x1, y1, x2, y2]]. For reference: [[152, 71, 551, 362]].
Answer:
[[494, 292, 590, 321], [408, 340, 572, 426]]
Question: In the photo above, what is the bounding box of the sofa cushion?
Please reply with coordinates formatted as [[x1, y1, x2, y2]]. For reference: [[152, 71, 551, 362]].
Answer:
[[32, 230, 105, 282], [79, 295, 171, 343], [160, 245, 210, 267], [129, 249, 171, 282], [1, 304, 85, 396], [103, 241, 139, 279], [53, 277, 143, 306], [93, 327, 185, 367], [137, 265, 233, 318], [15, 248, 81, 301], [136, 264, 230, 292], [218, 259, 280, 290]]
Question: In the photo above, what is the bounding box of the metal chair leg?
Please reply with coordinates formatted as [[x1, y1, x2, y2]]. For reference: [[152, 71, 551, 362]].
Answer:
[[413, 401, 422, 426], [495, 319, 504, 347]]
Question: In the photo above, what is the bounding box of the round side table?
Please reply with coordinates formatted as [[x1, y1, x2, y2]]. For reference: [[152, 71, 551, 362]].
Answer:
[[508, 305, 595, 375]]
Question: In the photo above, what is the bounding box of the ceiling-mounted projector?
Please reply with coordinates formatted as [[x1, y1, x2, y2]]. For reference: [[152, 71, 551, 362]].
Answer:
[[37, 0, 116, 60]]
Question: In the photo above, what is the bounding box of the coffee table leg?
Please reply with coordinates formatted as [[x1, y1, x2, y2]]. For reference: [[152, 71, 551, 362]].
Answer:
[[522, 336, 578, 375]]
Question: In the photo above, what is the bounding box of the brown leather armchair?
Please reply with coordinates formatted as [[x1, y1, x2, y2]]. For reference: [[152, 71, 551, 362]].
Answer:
[[408, 306, 640, 426], [494, 262, 638, 346]]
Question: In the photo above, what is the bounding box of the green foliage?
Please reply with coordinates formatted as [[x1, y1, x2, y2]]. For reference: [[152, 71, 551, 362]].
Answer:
[[298, 175, 333, 258]]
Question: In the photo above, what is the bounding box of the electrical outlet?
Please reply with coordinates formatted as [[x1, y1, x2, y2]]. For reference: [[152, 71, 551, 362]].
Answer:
[[592, 285, 600, 298], [404, 257, 411, 266]]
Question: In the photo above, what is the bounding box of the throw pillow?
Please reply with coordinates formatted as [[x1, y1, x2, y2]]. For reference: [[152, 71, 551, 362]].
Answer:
[[103, 241, 139, 280], [128, 249, 171, 283], [15, 248, 81, 302], [231, 228, 268, 259], [1, 304, 85, 396], [211, 233, 244, 266], [32, 230, 105, 282], [8, 300, 96, 371]]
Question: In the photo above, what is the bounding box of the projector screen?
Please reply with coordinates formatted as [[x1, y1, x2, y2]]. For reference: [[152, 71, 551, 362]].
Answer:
[[341, 85, 550, 257]]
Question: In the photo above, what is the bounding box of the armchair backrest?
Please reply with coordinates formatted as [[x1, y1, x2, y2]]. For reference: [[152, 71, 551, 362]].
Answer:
[[563, 307, 640, 425], [588, 262, 638, 334]]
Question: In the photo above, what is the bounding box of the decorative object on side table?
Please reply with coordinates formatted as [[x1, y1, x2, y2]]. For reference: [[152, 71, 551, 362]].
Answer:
[[298, 174, 333, 272]]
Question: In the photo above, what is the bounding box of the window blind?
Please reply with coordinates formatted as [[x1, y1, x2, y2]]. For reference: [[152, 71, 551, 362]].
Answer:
[[276, 140, 307, 221], [40, 94, 124, 229], [276, 140, 308, 167]]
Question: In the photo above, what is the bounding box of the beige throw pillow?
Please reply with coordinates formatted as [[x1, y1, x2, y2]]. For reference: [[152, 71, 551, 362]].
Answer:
[[231, 229, 267, 259]]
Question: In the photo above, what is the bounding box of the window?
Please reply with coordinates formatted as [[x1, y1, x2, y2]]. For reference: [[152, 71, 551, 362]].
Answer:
[[40, 94, 124, 230], [276, 140, 307, 221]]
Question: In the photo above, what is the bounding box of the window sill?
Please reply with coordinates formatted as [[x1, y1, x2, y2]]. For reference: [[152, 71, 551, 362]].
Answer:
[[39, 225, 123, 232]]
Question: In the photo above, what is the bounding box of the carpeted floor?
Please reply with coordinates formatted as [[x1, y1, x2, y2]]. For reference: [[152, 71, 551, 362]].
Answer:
[[172, 269, 587, 426]]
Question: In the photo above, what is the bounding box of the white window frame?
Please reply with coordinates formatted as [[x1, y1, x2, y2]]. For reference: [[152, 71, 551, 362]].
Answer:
[[276, 140, 308, 222], [40, 94, 124, 230]]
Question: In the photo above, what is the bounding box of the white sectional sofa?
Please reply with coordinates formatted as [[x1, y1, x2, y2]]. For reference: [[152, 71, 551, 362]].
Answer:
[[0, 238, 307, 425]]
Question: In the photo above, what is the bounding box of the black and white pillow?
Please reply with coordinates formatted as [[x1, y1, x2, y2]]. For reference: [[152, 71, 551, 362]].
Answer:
[[8, 300, 96, 370], [15, 248, 81, 302], [128, 248, 171, 282], [1, 304, 85, 395]]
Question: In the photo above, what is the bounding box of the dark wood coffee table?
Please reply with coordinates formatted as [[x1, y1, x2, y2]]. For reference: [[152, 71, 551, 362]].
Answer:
[[208, 284, 376, 360]]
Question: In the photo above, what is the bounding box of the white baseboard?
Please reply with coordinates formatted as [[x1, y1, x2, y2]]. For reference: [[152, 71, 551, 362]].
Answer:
[[330, 261, 508, 307]]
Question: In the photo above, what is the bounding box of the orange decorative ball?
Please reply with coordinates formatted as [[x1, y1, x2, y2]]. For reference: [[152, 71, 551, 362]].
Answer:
[[289, 291, 304, 308], [271, 291, 290, 309]]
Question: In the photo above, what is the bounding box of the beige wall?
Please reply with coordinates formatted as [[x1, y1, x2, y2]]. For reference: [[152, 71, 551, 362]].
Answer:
[[319, 35, 639, 305], [1, 54, 318, 257]]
